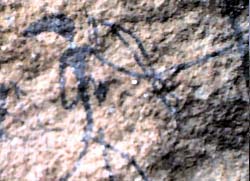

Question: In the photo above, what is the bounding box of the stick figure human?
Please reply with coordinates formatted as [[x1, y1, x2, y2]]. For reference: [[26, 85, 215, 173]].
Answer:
[[23, 13, 152, 181], [23, 12, 236, 180]]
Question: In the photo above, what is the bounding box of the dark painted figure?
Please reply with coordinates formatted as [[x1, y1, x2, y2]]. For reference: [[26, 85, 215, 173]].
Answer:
[[23, 13, 150, 181], [23, 6, 248, 180]]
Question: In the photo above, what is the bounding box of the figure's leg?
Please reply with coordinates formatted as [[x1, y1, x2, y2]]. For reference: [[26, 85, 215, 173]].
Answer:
[[102, 142, 149, 181], [93, 131, 149, 181], [59, 54, 93, 181], [79, 84, 94, 139], [59, 58, 80, 109], [60, 81, 93, 181], [97, 129, 115, 181], [59, 140, 89, 181]]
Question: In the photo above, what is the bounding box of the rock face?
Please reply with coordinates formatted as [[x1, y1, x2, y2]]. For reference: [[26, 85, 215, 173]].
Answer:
[[0, 1, 249, 181]]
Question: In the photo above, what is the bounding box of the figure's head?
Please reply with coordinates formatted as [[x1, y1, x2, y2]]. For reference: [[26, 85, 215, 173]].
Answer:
[[23, 13, 75, 42]]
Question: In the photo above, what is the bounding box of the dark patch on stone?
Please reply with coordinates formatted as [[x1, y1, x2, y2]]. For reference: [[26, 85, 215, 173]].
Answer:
[[23, 13, 75, 41], [179, 96, 249, 150], [0, 129, 4, 138], [203, 98, 249, 150], [94, 81, 109, 105], [0, 84, 9, 123], [242, 52, 249, 89], [217, 0, 248, 18], [224, 2, 249, 91]]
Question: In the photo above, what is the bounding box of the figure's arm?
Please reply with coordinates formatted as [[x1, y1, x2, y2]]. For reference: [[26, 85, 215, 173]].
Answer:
[[102, 21, 150, 75], [103, 22, 149, 57], [93, 51, 148, 79], [87, 16, 100, 46]]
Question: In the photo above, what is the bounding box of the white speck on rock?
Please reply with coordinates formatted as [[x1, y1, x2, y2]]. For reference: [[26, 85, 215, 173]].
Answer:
[[157, 67, 166, 73], [107, 106, 116, 115], [0, 100, 5, 107], [131, 79, 138, 85], [31, 53, 39, 61], [68, 42, 77, 49], [1, 46, 7, 51], [194, 87, 210, 100], [143, 93, 149, 98], [4, 15, 15, 27], [31, 53, 36, 59], [11, 137, 23, 146]]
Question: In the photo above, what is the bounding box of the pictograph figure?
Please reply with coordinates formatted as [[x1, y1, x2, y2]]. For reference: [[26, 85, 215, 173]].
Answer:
[[23, 13, 151, 181], [22, 9, 247, 180]]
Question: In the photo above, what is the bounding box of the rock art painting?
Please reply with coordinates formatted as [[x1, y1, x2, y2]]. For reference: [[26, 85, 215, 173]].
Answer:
[[0, 1, 249, 181]]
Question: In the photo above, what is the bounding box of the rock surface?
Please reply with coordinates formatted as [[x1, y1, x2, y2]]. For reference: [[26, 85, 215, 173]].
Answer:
[[0, 1, 249, 181]]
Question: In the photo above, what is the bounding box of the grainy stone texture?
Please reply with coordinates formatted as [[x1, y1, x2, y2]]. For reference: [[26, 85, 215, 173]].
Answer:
[[0, 1, 249, 181]]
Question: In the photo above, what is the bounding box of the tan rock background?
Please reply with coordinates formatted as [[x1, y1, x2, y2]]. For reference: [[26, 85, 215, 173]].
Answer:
[[0, 1, 249, 181]]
